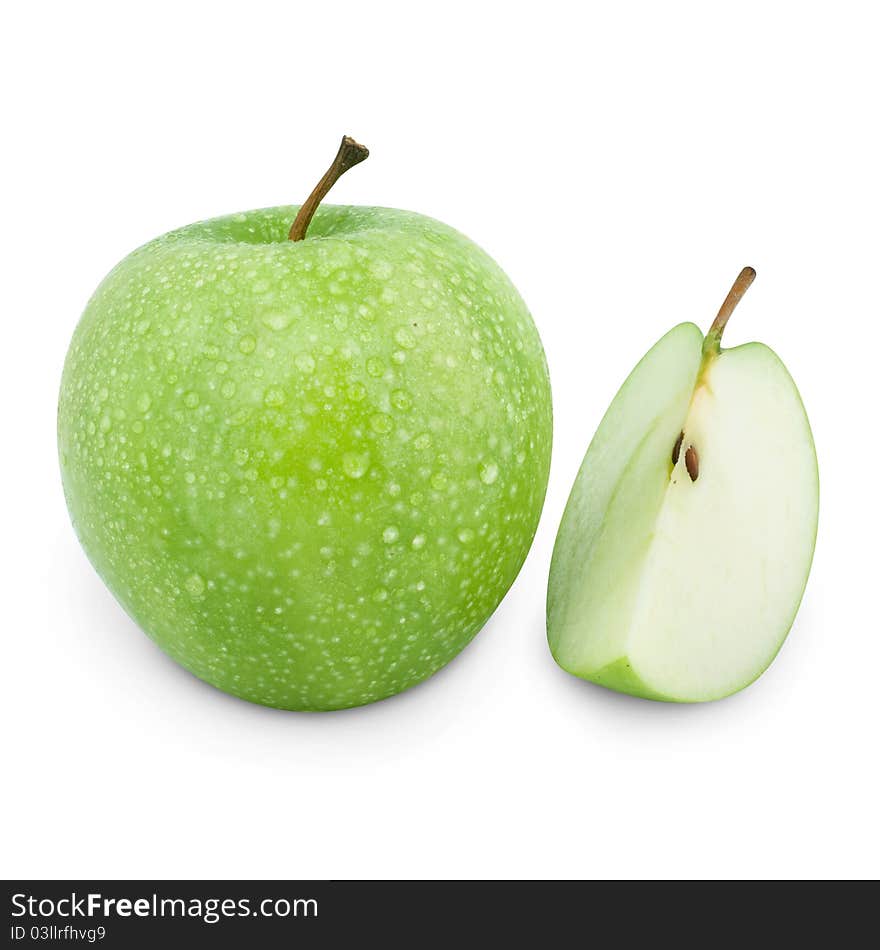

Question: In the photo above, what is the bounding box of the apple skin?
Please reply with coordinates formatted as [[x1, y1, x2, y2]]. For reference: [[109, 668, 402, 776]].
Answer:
[[58, 205, 552, 710]]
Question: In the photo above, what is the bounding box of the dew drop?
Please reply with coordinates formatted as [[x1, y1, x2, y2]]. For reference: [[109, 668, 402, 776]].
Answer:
[[238, 335, 257, 354], [458, 527, 475, 544], [366, 357, 384, 377], [185, 574, 205, 597], [295, 353, 316, 374], [382, 526, 399, 544], [184, 391, 200, 409], [391, 389, 412, 411], [370, 260, 393, 280], [372, 587, 389, 603], [342, 451, 371, 479], [261, 312, 294, 331], [136, 393, 151, 413], [264, 387, 285, 407], [370, 413, 393, 434], [479, 461, 499, 485], [394, 327, 416, 349], [411, 534, 426, 550]]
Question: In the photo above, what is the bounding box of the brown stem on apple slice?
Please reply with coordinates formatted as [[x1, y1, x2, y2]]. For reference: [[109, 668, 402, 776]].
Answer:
[[703, 266, 756, 357], [288, 136, 369, 242]]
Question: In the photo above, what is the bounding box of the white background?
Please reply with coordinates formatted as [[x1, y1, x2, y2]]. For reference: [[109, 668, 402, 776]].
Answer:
[[3, 0, 878, 880]]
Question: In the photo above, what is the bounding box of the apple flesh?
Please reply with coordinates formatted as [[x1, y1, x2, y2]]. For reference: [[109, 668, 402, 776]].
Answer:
[[59, 198, 552, 710], [547, 269, 818, 702]]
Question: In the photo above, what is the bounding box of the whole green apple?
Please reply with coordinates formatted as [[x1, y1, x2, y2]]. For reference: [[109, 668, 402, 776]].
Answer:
[[59, 138, 552, 710]]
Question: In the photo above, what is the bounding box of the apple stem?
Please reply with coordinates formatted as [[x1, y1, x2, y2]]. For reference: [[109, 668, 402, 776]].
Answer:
[[703, 266, 756, 357], [288, 136, 369, 242]]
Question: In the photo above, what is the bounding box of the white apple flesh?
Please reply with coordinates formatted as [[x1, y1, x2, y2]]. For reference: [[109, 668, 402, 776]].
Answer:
[[548, 269, 819, 702]]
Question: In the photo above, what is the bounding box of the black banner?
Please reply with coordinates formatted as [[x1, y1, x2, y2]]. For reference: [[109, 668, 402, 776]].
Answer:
[[2, 880, 874, 947]]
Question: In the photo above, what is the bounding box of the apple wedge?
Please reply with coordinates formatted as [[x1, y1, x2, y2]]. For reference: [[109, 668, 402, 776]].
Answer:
[[547, 268, 818, 702]]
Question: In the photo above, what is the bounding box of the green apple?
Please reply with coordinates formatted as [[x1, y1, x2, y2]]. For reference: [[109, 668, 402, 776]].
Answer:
[[59, 137, 552, 711], [547, 268, 818, 702]]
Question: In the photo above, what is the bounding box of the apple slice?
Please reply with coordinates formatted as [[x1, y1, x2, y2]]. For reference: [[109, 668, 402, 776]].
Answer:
[[547, 268, 819, 702]]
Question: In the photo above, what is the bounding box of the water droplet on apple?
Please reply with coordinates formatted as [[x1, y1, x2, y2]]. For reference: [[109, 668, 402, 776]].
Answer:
[[479, 461, 499, 485], [264, 387, 285, 407], [411, 534, 426, 550], [136, 393, 151, 413], [369, 260, 393, 280], [394, 327, 416, 349], [458, 527, 475, 544], [238, 335, 257, 354], [382, 526, 399, 544], [366, 357, 384, 377], [342, 451, 370, 479], [370, 413, 393, 434], [185, 574, 205, 597], [184, 391, 200, 408], [391, 389, 412, 411], [347, 382, 367, 402], [372, 587, 389, 602], [295, 353, 316, 374], [221, 380, 236, 398], [261, 312, 294, 331], [414, 433, 431, 450]]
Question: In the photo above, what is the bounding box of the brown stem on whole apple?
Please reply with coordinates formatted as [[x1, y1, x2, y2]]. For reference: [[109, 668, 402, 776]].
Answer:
[[703, 266, 756, 357], [288, 136, 369, 242]]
